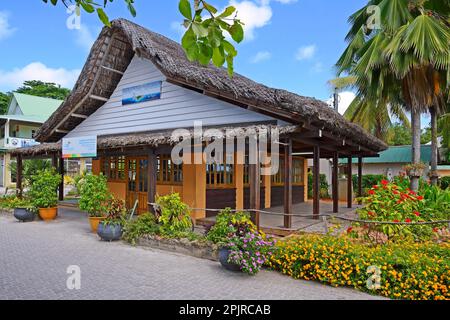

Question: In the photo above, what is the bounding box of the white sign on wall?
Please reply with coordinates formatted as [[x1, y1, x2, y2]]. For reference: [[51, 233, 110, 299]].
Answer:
[[62, 136, 97, 159]]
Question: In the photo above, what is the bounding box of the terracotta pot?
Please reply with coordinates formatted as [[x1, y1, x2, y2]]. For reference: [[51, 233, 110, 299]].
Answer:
[[89, 216, 106, 233], [39, 207, 58, 221]]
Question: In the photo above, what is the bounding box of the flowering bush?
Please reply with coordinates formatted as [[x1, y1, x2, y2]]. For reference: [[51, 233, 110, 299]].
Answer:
[[206, 208, 252, 244], [103, 197, 127, 226], [268, 234, 450, 300], [227, 223, 276, 275], [356, 179, 449, 241]]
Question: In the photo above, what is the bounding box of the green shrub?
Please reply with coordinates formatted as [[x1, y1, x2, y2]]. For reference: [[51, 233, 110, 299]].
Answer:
[[29, 168, 62, 209], [206, 208, 252, 244], [0, 195, 35, 211], [308, 173, 329, 199], [78, 174, 110, 217], [356, 180, 449, 242], [352, 174, 386, 196], [156, 193, 192, 234], [440, 176, 450, 190], [123, 213, 160, 245], [268, 234, 449, 300]]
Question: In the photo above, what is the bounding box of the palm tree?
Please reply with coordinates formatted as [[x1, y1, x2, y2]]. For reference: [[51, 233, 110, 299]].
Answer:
[[328, 76, 410, 141], [336, 0, 450, 191]]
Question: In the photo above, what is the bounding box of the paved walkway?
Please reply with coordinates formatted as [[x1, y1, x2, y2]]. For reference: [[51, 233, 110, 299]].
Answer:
[[0, 208, 383, 300]]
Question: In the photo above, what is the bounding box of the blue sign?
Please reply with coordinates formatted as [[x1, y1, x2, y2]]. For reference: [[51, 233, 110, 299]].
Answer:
[[122, 81, 162, 106]]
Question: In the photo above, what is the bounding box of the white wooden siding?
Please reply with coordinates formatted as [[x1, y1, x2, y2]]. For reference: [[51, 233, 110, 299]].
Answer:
[[66, 55, 276, 138]]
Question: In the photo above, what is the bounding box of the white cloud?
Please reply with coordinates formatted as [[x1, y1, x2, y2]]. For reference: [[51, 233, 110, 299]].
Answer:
[[74, 24, 96, 52], [250, 51, 272, 63], [0, 62, 81, 91], [230, 0, 273, 40], [0, 11, 16, 40], [295, 45, 317, 61], [326, 91, 356, 115]]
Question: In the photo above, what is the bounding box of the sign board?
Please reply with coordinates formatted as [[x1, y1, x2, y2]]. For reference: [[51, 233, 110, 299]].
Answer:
[[62, 136, 97, 159], [122, 81, 162, 106]]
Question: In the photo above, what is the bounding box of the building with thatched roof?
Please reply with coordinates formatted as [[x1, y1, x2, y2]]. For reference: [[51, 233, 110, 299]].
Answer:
[[12, 19, 387, 227]]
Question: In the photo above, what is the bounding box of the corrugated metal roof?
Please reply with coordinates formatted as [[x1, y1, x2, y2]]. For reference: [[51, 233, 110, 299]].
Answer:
[[340, 145, 432, 164], [12, 93, 62, 122]]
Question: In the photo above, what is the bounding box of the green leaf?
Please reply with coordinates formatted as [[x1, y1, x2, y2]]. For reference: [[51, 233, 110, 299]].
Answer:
[[198, 43, 213, 65], [79, 1, 95, 14], [218, 6, 236, 18], [202, 1, 218, 14], [97, 8, 111, 27], [179, 0, 192, 20], [192, 22, 208, 38], [222, 40, 237, 57], [212, 47, 225, 67], [229, 22, 244, 43]]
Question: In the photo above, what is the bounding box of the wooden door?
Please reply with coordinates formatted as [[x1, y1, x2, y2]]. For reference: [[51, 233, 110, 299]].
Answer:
[[126, 157, 149, 214]]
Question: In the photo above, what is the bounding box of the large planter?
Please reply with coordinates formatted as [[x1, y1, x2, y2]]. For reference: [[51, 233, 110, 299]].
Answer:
[[97, 222, 123, 241], [14, 208, 35, 222], [219, 247, 241, 272], [39, 207, 58, 221], [89, 216, 106, 233]]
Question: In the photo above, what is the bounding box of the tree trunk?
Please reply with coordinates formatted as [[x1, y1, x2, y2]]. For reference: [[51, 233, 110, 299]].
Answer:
[[430, 107, 439, 185], [410, 109, 421, 191]]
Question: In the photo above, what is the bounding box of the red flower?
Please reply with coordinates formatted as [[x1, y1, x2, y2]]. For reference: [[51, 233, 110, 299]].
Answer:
[[381, 180, 389, 186], [396, 200, 403, 204], [414, 211, 420, 217], [393, 190, 400, 195], [417, 196, 424, 201], [347, 227, 353, 233], [409, 190, 417, 195], [368, 190, 376, 195], [393, 220, 400, 223], [405, 218, 412, 223], [373, 185, 379, 189], [368, 211, 376, 217], [433, 228, 439, 233]]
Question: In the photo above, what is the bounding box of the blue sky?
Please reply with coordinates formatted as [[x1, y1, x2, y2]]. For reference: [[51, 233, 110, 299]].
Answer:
[[0, 0, 370, 113]]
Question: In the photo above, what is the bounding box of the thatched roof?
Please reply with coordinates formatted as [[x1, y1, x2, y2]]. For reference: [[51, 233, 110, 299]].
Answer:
[[13, 124, 299, 157], [35, 18, 387, 153]]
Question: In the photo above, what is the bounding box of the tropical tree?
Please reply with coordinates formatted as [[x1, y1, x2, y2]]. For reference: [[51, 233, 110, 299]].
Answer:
[[16, 81, 71, 100], [328, 76, 410, 141], [336, 0, 450, 190], [0, 92, 11, 115]]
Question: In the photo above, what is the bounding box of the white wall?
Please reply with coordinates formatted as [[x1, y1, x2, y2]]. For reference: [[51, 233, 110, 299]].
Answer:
[[66, 55, 277, 138]]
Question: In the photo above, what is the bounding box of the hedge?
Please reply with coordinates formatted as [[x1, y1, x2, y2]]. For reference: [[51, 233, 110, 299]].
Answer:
[[268, 235, 449, 300]]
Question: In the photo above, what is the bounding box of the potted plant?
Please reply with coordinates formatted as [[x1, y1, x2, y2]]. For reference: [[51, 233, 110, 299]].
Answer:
[[403, 162, 427, 178], [29, 168, 62, 221], [11, 197, 36, 222], [78, 174, 110, 232], [97, 197, 127, 241]]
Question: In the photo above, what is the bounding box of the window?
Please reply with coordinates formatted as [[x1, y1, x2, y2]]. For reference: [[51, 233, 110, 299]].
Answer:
[[206, 154, 234, 188], [271, 157, 304, 186], [101, 156, 125, 181], [157, 155, 183, 184], [31, 130, 36, 138], [292, 158, 304, 185]]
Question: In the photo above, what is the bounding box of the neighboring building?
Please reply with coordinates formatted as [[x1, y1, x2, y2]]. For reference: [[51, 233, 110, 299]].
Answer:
[[340, 145, 432, 180], [0, 93, 62, 187], [12, 19, 387, 225]]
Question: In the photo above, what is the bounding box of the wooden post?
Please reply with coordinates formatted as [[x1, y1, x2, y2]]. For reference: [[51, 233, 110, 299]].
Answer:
[[147, 151, 157, 213], [283, 139, 292, 228], [249, 139, 260, 228], [16, 154, 23, 199], [332, 152, 339, 213], [358, 156, 363, 204], [51, 153, 58, 169], [313, 145, 320, 219], [59, 156, 64, 201], [347, 156, 353, 208]]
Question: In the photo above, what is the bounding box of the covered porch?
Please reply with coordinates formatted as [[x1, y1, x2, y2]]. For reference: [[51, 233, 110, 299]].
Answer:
[[11, 123, 377, 234]]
